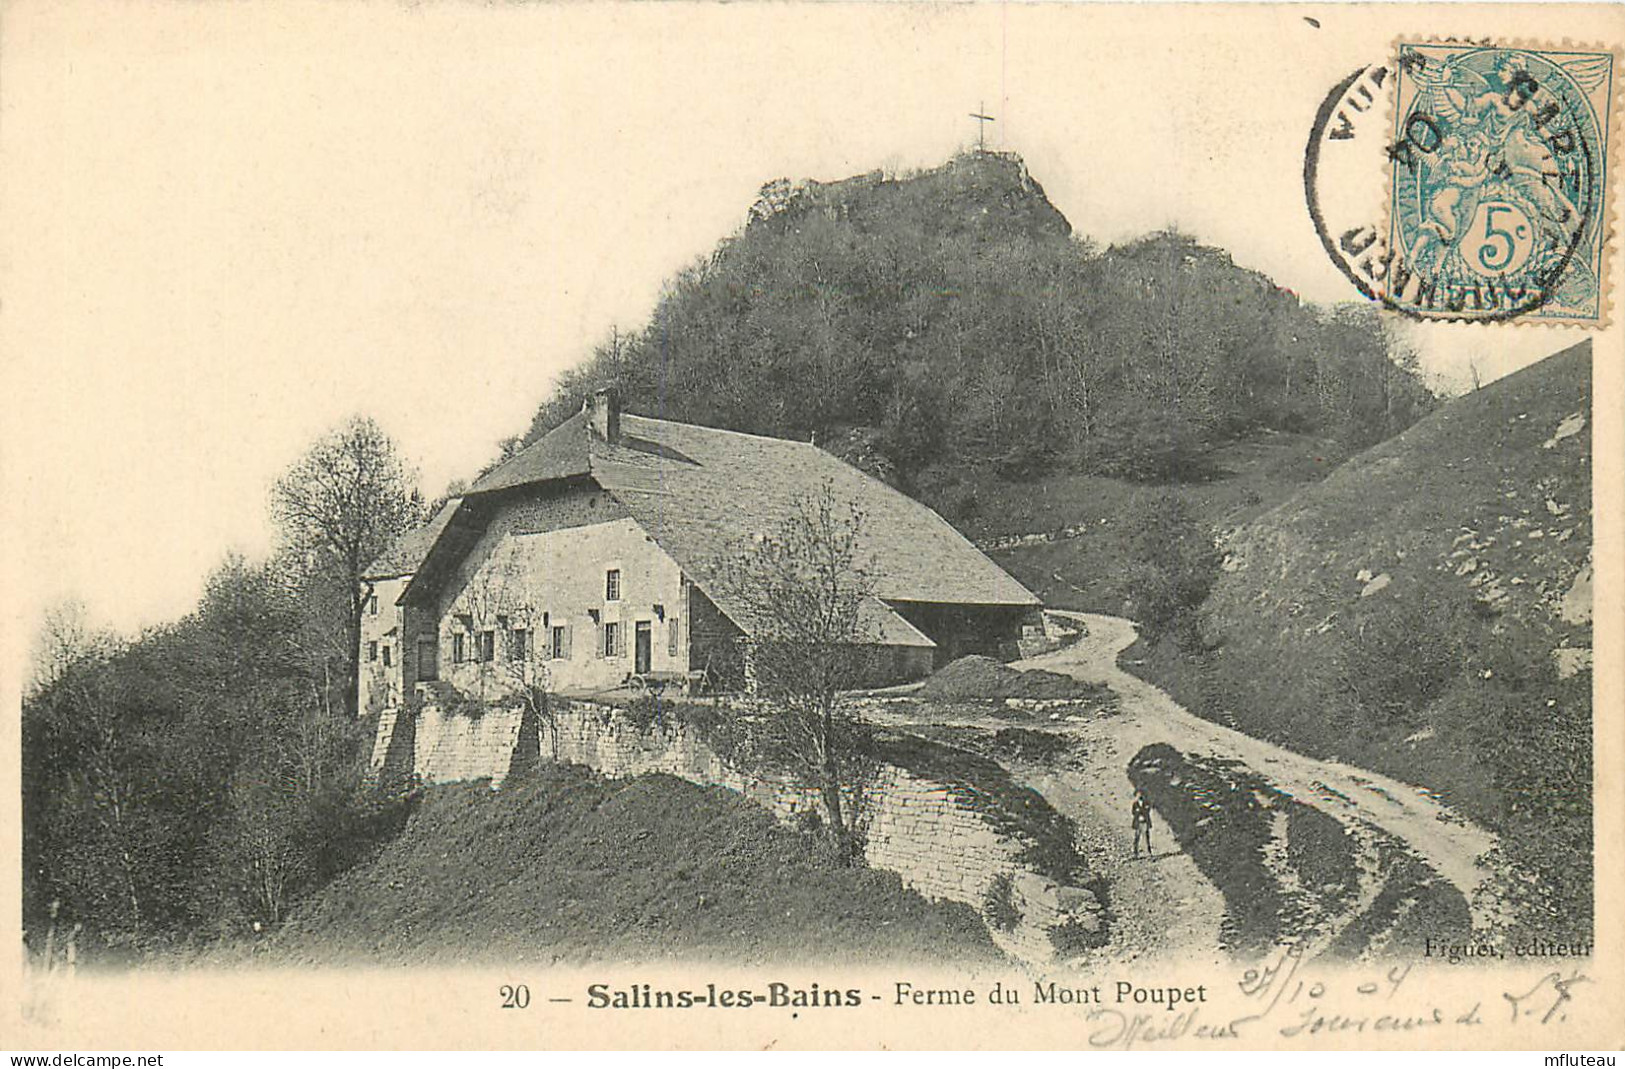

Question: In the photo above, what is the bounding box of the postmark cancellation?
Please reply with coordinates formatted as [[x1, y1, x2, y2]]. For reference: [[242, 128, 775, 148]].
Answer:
[[1383, 41, 1618, 324]]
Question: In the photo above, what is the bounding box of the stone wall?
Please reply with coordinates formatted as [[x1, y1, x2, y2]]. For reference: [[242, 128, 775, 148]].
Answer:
[[371, 698, 1103, 963], [543, 703, 808, 813], [414, 702, 531, 787], [367, 707, 398, 774]]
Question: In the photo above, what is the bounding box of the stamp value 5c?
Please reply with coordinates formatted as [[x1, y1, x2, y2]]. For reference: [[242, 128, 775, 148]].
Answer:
[[1384, 41, 1616, 324]]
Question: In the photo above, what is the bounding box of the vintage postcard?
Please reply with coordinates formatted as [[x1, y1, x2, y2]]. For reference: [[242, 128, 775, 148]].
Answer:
[[2, 0, 1621, 1054]]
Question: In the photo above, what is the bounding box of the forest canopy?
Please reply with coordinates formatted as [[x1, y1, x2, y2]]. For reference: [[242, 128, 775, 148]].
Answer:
[[515, 153, 1436, 504]]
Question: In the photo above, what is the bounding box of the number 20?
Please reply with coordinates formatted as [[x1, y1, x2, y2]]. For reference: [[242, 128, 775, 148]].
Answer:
[[501, 984, 531, 1009]]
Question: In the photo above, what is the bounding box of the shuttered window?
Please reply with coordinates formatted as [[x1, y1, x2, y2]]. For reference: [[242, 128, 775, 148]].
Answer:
[[604, 621, 622, 659], [668, 617, 680, 657], [452, 633, 466, 663]]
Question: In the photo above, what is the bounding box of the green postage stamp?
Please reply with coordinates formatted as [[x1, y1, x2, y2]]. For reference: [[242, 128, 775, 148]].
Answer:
[[1385, 41, 1617, 323]]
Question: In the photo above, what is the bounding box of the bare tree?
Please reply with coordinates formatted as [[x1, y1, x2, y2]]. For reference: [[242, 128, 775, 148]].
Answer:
[[499, 632, 557, 764], [707, 481, 878, 862], [443, 545, 528, 701], [215, 778, 309, 928], [27, 598, 113, 698], [435, 545, 564, 758], [271, 416, 422, 717], [31, 649, 147, 936]]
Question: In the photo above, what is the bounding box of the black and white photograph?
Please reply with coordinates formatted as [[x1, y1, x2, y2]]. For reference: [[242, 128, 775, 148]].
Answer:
[[3, 0, 1620, 1054]]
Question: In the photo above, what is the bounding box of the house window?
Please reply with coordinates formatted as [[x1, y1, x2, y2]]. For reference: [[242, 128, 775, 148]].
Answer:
[[382, 645, 392, 668], [367, 641, 378, 663], [479, 630, 495, 663], [605, 568, 622, 602], [668, 617, 680, 657], [604, 620, 622, 658], [510, 627, 528, 662], [452, 632, 466, 663], [368, 594, 378, 616], [550, 625, 567, 660]]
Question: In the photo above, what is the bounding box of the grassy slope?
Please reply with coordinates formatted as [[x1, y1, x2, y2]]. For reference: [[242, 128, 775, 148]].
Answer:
[[968, 432, 1348, 613], [1133, 342, 1593, 939], [268, 766, 1000, 966]]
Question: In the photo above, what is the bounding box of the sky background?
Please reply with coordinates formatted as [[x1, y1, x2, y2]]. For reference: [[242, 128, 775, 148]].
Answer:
[[2, 1, 1603, 652]]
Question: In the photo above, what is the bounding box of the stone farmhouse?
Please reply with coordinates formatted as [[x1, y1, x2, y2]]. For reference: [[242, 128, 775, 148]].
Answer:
[[358, 390, 1040, 714]]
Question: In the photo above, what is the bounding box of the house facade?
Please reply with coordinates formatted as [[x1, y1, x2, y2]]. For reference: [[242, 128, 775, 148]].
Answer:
[[428, 487, 701, 699], [358, 500, 461, 717], [359, 390, 1040, 715]]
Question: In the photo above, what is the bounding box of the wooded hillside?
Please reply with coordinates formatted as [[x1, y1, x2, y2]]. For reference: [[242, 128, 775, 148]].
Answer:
[[514, 152, 1436, 509]]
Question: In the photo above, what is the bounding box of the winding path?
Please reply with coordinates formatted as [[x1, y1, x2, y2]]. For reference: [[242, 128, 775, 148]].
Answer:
[[867, 612, 1502, 961], [1023, 613, 1499, 927]]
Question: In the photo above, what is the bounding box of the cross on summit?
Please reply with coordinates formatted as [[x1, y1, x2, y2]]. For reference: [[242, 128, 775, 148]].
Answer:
[[969, 103, 996, 152]]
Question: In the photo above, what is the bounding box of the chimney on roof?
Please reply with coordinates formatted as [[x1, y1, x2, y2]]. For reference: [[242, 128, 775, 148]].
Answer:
[[587, 388, 621, 443]]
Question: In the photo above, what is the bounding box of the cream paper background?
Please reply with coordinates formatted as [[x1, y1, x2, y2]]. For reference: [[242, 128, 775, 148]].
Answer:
[[0, 0, 1620, 1051]]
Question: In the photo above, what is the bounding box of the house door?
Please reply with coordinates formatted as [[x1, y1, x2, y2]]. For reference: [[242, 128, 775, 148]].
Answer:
[[634, 621, 653, 675]]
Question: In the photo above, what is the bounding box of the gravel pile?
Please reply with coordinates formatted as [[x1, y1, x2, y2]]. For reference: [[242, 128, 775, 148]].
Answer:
[[917, 655, 1096, 701]]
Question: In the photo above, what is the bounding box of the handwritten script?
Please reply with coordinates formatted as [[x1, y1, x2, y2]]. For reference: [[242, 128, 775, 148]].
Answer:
[[1081, 945, 1590, 1049]]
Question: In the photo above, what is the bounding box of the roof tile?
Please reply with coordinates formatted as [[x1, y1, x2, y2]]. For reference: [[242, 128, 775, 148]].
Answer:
[[363, 498, 464, 580], [398, 407, 1039, 630]]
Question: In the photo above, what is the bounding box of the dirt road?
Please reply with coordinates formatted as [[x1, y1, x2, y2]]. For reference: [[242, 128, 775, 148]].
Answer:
[[867, 612, 1502, 962], [1021, 613, 1499, 925], [862, 692, 1227, 967]]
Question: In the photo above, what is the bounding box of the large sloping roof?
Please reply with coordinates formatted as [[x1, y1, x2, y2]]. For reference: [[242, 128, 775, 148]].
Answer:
[[467, 410, 593, 494], [856, 596, 936, 648], [363, 497, 464, 580], [453, 410, 1037, 633]]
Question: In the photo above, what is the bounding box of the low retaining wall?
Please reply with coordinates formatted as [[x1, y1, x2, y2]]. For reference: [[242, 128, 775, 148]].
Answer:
[[372, 699, 1102, 963], [416, 704, 531, 786]]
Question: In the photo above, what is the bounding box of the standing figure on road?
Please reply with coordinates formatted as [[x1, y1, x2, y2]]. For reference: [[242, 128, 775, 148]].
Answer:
[[1132, 790, 1154, 859]]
